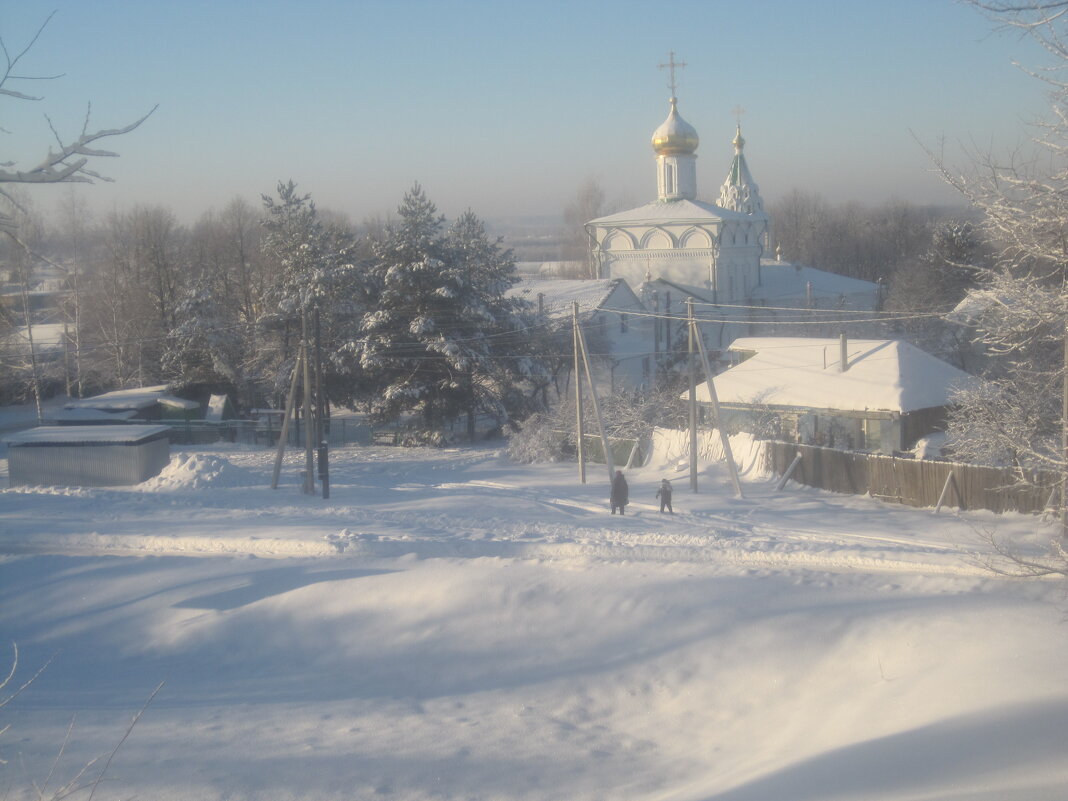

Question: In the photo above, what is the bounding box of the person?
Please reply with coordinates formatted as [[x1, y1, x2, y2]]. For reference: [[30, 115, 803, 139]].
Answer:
[[610, 470, 629, 515], [656, 478, 673, 514]]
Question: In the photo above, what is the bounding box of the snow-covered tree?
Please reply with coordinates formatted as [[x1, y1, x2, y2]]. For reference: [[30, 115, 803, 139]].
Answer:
[[342, 185, 542, 437], [934, 3, 1068, 486], [257, 181, 366, 406]]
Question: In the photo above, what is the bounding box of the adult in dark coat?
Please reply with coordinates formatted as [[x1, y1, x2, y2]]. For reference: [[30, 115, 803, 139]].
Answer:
[[610, 470, 629, 515]]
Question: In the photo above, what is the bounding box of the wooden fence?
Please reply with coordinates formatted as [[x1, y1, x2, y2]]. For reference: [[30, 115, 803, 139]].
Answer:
[[765, 442, 1057, 514]]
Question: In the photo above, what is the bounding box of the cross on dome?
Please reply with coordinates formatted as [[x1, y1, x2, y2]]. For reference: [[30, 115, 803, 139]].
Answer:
[[658, 51, 687, 97]]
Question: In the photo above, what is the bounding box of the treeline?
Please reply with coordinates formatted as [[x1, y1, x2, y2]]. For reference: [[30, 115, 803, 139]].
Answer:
[[0, 183, 572, 440]]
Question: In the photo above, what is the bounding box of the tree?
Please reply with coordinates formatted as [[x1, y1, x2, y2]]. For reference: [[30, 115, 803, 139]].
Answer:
[[562, 177, 605, 278], [932, 3, 1068, 488], [257, 180, 366, 408], [343, 184, 543, 438], [0, 12, 155, 234]]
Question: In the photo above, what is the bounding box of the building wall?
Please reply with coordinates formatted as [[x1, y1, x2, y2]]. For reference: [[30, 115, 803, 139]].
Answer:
[[8, 439, 171, 487]]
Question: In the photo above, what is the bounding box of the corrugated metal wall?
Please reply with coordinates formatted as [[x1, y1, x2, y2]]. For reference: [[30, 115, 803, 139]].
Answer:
[[8, 439, 171, 487]]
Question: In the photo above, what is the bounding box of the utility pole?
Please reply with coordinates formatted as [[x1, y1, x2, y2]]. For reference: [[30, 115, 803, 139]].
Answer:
[[688, 298, 698, 492], [576, 311, 615, 482], [573, 301, 586, 484], [315, 305, 329, 500], [271, 347, 303, 490], [301, 309, 315, 495], [693, 316, 744, 498], [1062, 322, 1067, 538]]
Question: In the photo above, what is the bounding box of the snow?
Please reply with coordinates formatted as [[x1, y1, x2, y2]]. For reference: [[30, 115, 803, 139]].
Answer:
[[1, 435, 1067, 800], [588, 197, 749, 224], [63, 385, 197, 412], [2, 424, 171, 445], [755, 260, 881, 307], [698, 336, 974, 412], [507, 277, 639, 319]]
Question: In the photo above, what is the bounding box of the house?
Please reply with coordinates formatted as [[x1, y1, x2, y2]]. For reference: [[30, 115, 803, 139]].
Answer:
[[691, 336, 974, 454], [507, 276, 652, 389]]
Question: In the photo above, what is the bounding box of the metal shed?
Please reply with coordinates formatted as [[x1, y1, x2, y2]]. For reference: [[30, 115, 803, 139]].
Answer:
[[3, 425, 171, 487]]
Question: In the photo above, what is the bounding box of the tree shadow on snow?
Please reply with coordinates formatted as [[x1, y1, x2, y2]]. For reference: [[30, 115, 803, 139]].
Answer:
[[173, 566, 394, 611]]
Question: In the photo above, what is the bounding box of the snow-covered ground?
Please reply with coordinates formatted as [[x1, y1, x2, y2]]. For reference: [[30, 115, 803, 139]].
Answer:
[[1, 438, 1067, 800]]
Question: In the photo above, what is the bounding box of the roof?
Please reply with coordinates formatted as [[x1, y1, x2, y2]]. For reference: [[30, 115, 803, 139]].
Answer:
[[587, 198, 748, 227], [3, 425, 172, 446], [506, 278, 643, 320], [754, 261, 880, 307], [717, 126, 767, 217], [694, 337, 974, 413], [64, 386, 200, 412], [52, 408, 140, 422]]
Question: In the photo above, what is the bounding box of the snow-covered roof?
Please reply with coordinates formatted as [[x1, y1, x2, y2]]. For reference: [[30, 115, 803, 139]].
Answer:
[[3, 425, 172, 446], [587, 198, 747, 227], [507, 278, 643, 319], [695, 337, 974, 413], [64, 386, 199, 412], [51, 408, 140, 422], [754, 261, 880, 307]]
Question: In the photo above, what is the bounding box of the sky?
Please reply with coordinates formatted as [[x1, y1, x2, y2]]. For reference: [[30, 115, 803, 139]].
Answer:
[[1, 0, 1057, 226]]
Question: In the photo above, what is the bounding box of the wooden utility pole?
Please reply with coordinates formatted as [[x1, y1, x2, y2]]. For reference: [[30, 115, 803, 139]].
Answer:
[[692, 316, 744, 498], [688, 298, 698, 492], [301, 311, 315, 495], [1062, 323, 1068, 538], [576, 312, 615, 482], [271, 347, 304, 490], [315, 305, 329, 500], [573, 302, 586, 484]]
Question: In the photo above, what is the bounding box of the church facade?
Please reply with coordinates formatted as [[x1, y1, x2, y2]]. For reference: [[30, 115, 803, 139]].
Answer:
[[585, 90, 769, 303]]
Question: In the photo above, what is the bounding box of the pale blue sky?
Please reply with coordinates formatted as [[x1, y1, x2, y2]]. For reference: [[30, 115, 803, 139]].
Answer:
[[2, 0, 1055, 224]]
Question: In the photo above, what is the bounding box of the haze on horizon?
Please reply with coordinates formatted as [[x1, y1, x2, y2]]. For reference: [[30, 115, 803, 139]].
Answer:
[[3, 0, 1054, 227]]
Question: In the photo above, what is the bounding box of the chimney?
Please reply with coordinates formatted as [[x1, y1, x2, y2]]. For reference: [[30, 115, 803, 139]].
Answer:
[[839, 332, 848, 372]]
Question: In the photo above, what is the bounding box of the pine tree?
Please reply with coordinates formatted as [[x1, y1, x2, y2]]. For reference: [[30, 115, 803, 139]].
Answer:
[[342, 185, 542, 437], [257, 181, 366, 405]]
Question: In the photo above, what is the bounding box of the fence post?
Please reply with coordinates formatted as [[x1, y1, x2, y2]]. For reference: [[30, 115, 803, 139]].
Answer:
[[775, 452, 803, 492], [935, 470, 960, 513]]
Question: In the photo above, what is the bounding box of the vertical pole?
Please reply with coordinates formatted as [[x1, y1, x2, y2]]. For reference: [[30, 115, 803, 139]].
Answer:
[[665, 291, 672, 355], [653, 291, 661, 369], [576, 316, 615, 482], [694, 319, 744, 498], [314, 305, 324, 444], [688, 298, 698, 492], [271, 348, 303, 489], [315, 305, 330, 500], [573, 301, 586, 484], [302, 312, 315, 496], [1062, 323, 1067, 538]]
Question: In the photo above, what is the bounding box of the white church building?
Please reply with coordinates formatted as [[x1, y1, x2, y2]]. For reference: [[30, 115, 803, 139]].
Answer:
[[585, 87, 769, 301]]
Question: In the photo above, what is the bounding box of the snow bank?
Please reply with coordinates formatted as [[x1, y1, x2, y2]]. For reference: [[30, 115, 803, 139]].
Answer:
[[641, 427, 770, 478], [137, 452, 254, 491]]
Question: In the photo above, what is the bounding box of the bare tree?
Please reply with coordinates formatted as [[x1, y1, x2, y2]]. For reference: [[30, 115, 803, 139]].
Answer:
[[562, 177, 605, 278], [0, 11, 155, 234]]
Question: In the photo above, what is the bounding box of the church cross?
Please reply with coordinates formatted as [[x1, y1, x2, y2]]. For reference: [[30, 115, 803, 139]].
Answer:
[[659, 51, 687, 96], [732, 105, 746, 125]]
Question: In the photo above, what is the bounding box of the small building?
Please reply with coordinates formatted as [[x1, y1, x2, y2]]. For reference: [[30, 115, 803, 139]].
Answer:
[[59, 385, 201, 423], [691, 336, 974, 454], [507, 276, 651, 389], [3, 425, 171, 487]]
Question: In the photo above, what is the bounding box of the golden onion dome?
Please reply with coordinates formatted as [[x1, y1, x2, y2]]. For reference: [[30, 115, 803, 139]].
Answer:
[[651, 97, 699, 156]]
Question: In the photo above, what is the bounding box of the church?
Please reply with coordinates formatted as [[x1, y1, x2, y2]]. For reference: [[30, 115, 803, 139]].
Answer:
[[582, 57, 880, 323], [585, 66, 769, 302]]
